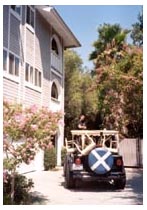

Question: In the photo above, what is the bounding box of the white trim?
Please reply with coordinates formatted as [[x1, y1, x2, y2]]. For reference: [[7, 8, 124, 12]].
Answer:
[[3, 72, 20, 84], [25, 81, 42, 93], [51, 34, 62, 58]]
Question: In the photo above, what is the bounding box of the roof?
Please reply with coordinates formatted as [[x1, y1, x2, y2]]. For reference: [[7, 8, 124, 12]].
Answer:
[[35, 5, 81, 48]]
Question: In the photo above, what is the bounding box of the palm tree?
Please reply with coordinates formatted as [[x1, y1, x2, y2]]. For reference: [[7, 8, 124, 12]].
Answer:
[[89, 23, 130, 69]]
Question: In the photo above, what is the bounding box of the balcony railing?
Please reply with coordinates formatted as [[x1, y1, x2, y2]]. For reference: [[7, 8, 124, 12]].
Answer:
[[51, 52, 62, 73]]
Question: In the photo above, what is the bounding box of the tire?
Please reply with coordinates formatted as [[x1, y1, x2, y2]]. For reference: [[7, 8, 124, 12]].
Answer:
[[63, 161, 66, 176], [65, 164, 75, 189], [114, 178, 126, 189]]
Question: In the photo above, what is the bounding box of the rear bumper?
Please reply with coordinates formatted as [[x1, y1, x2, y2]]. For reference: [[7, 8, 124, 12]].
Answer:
[[72, 171, 126, 182]]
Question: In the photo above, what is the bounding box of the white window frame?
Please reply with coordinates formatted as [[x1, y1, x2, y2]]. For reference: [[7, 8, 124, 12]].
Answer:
[[25, 63, 42, 91], [51, 79, 61, 103], [51, 35, 61, 58], [51, 82, 58, 100], [25, 63, 34, 84], [9, 52, 20, 76], [3, 49, 20, 83]]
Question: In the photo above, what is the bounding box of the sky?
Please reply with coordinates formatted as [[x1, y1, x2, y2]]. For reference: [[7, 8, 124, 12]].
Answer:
[[54, 5, 142, 69]]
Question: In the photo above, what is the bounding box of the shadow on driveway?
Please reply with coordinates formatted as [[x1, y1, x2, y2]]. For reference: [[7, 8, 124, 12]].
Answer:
[[29, 191, 50, 205]]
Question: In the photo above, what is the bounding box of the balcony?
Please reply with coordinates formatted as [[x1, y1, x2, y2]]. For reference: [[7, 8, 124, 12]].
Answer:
[[51, 52, 62, 73]]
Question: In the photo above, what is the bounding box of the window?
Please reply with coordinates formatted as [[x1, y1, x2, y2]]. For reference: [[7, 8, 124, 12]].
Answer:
[[9, 53, 20, 76], [3, 49, 7, 71], [9, 53, 14, 75], [51, 82, 58, 100], [35, 69, 41, 87], [25, 63, 42, 87], [25, 63, 29, 82], [26, 6, 34, 28], [52, 38, 59, 55], [30, 66, 33, 84], [11, 5, 21, 16], [15, 57, 19, 76], [25, 63, 33, 84], [3, 51, 20, 77]]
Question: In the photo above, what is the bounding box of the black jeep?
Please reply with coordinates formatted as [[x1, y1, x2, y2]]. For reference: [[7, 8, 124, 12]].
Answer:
[[63, 129, 126, 189]]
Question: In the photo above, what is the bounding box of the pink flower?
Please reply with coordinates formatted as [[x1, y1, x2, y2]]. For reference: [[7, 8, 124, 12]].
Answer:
[[30, 105, 38, 113], [30, 124, 38, 131]]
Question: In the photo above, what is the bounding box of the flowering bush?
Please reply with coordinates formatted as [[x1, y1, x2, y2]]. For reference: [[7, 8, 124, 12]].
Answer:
[[3, 100, 62, 167], [3, 99, 62, 204]]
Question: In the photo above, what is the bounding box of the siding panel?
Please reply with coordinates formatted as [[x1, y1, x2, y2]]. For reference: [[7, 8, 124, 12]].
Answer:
[[24, 86, 41, 107], [42, 79, 50, 107], [25, 29, 34, 65], [3, 78, 19, 102]]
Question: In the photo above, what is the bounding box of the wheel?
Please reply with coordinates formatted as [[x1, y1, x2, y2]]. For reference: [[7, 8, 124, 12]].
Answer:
[[65, 164, 75, 189], [114, 178, 126, 189], [63, 158, 67, 176]]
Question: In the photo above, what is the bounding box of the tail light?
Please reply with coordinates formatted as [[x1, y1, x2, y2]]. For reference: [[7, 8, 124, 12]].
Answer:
[[116, 158, 123, 166], [75, 158, 81, 165]]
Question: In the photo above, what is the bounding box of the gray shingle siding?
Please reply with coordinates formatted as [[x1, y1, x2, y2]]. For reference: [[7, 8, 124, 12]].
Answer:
[[35, 11, 50, 79], [9, 14, 21, 56], [51, 71, 62, 86], [3, 6, 9, 48], [35, 11, 51, 108]]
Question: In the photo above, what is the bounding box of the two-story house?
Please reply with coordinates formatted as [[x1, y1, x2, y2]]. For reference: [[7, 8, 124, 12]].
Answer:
[[3, 5, 80, 172]]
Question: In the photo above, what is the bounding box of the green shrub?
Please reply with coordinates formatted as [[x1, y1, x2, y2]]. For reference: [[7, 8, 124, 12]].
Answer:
[[3, 172, 34, 205], [44, 147, 57, 170]]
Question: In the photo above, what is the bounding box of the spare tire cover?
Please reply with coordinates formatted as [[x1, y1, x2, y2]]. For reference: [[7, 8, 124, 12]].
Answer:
[[88, 148, 114, 174]]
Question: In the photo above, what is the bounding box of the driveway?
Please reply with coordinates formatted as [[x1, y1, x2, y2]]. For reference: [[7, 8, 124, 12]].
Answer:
[[25, 167, 143, 205]]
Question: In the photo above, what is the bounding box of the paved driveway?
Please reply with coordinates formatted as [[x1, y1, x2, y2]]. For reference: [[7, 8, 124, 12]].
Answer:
[[25, 167, 143, 205]]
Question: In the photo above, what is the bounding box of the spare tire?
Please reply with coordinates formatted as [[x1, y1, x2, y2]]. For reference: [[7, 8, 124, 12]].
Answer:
[[88, 148, 114, 174]]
